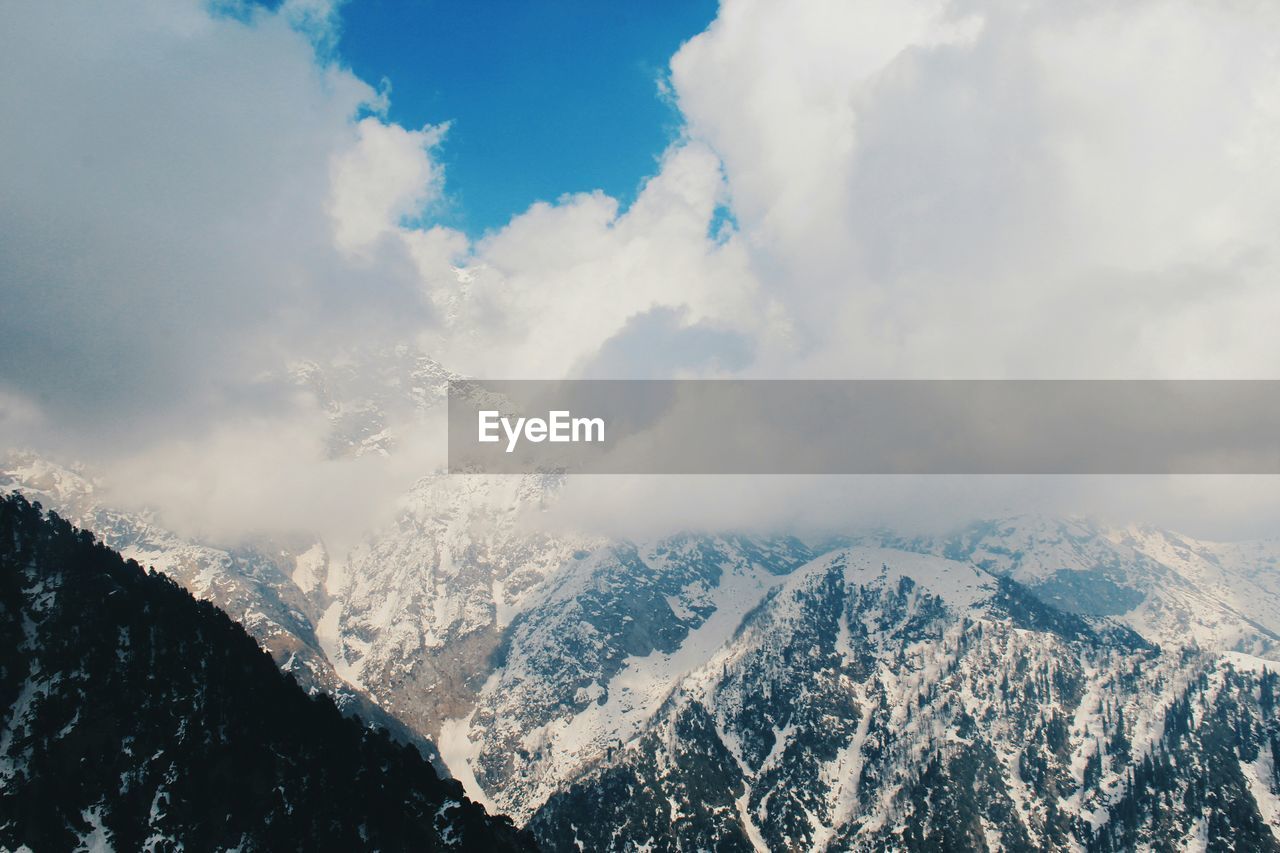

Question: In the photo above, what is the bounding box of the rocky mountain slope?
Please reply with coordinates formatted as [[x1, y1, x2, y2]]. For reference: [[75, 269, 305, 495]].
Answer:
[[8, 448, 1280, 850], [318, 469, 587, 738], [0, 452, 434, 756], [528, 548, 1280, 851], [0, 492, 532, 851], [5, 352, 1280, 850]]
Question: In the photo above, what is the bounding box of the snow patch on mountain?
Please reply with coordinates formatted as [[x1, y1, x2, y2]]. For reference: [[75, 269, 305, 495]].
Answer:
[[438, 701, 499, 815], [518, 560, 787, 810]]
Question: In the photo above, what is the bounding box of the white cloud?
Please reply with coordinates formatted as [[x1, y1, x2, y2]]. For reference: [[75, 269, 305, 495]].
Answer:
[[329, 117, 448, 258], [538, 474, 1280, 544], [0, 391, 43, 444], [0, 0, 425, 427], [0, 0, 446, 538], [465, 0, 1280, 539], [415, 141, 773, 379], [99, 395, 443, 550], [5, 0, 1280, 542], [669, 0, 1280, 379]]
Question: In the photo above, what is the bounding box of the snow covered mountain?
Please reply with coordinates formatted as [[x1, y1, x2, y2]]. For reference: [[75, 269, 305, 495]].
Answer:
[[317, 469, 588, 736], [7, 449, 1280, 849], [529, 547, 1280, 850], [0, 493, 531, 851], [277, 499, 1280, 850], [0, 455, 332, 687], [0, 452, 434, 752], [936, 516, 1280, 659], [6, 352, 1280, 850]]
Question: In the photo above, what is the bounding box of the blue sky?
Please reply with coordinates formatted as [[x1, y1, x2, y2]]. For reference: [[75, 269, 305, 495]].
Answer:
[[334, 0, 718, 236]]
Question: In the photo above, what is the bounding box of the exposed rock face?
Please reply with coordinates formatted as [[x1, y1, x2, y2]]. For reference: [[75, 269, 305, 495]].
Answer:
[[529, 548, 1280, 851]]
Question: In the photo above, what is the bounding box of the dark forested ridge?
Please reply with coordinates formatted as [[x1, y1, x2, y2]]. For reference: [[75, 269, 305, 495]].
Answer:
[[0, 492, 534, 852]]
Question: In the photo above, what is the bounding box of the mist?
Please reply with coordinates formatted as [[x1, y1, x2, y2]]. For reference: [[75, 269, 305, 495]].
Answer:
[[4, 0, 1280, 549]]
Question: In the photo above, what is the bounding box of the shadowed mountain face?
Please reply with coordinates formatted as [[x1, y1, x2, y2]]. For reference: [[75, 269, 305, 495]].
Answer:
[[0, 493, 533, 852]]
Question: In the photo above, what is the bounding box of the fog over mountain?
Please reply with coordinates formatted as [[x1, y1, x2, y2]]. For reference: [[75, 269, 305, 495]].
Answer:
[[6, 443, 1280, 850]]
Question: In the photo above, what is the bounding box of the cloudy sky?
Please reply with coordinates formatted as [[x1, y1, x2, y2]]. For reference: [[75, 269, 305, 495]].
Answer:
[[3, 0, 1280, 541]]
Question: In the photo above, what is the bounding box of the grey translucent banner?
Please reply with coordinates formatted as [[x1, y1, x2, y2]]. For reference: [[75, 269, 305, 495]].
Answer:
[[447, 380, 1280, 474]]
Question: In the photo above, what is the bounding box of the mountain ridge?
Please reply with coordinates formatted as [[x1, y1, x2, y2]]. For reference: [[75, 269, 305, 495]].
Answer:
[[0, 491, 533, 851], [6, 443, 1280, 850]]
